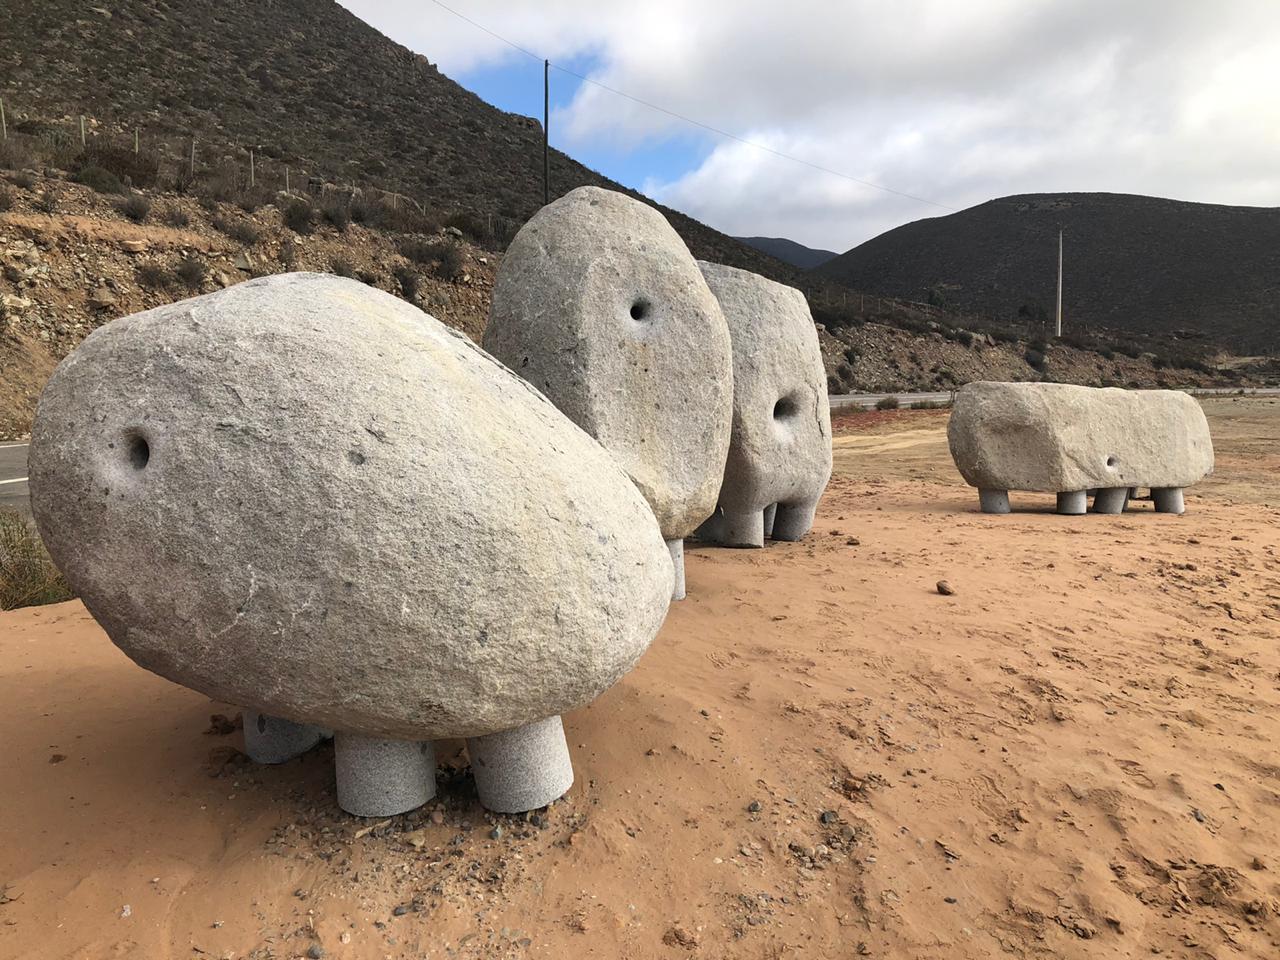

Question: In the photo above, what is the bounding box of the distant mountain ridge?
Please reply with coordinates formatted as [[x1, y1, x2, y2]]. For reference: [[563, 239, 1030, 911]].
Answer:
[[815, 192, 1280, 353], [735, 236, 838, 269]]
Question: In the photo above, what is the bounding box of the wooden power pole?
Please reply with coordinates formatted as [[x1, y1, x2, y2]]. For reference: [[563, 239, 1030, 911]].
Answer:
[[543, 59, 550, 206], [1055, 229, 1063, 338]]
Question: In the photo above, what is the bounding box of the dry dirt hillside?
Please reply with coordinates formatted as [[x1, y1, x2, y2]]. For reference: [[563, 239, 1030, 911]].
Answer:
[[0, 172, 497, 439]]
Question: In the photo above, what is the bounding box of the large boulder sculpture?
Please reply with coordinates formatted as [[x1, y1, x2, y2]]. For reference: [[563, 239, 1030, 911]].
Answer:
[[694, 262, 832, 546], [947, 382, 1214, 515], [483, 186, 733, 600], [29, 273, 674, 817]]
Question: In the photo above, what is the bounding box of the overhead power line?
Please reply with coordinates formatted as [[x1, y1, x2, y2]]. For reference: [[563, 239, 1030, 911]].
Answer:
[[424, 0, 954, 211]]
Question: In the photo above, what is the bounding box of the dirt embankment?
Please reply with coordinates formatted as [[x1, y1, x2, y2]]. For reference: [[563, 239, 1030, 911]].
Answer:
[[2, 400, 1277, 959], [1, 174, 497, 440]]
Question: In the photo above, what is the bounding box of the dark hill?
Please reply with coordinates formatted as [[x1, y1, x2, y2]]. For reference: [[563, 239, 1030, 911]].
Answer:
[[815, 193, 1280, 353], [0, 0, 801, 284], [736, 236, 838, 269]]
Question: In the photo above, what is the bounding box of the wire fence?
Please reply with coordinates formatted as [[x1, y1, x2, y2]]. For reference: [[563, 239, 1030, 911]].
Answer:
[[0, 97, 527, 248]]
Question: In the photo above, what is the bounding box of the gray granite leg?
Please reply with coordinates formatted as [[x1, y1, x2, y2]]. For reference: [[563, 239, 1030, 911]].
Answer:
[[334, 734, 436, 818], [771, 500, 818, 541], [697, 507, 765, 547], [667, 538, 686, 601], [1153, 487, 1185, 514], [1091, 487, 1129, 514], [1056, 490, 1087, 515], [979, 489, 1011, 514], [242, 709, 326, 764], [467, 715, 573, 814], [762, 503, 778, 538]]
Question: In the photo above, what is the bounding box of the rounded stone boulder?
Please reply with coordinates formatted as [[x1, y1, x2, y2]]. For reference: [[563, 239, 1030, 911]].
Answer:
[[483, 186, 733, 542], [947, 381, 1214, 493], [29, 272, 673, 741], [695, 261, 832, 547]]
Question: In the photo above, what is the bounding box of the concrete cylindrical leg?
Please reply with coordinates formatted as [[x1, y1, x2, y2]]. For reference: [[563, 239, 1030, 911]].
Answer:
[[698, 508, 765, 547], [1056, 490, 1087, 515], [467, 715, 574, 814], [242, 710, 326, 764], [667, 539, 686, 601], [771, 500, 818, 541], [762, 503, 778, 539], [335, 734, 436, 818], [1092, 487, 1129, 514], [1153, 487, 1185, 515], [978, 489, 1011, 514]]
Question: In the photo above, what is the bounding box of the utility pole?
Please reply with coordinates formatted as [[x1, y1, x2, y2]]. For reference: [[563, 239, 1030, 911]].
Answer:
[[543, 59, 550, 206], [1055, 229, 1063, 338]]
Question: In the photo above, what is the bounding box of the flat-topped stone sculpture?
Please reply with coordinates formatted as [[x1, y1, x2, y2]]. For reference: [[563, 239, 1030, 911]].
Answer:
[[694, 261, 832, 546], [947, 381, 1214, 515], [483, 186, 733, 600], [29, 273, 674, 817]]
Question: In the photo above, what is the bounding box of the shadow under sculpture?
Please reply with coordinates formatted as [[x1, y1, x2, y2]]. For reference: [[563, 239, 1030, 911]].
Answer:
[[28, 273, 674, 818], [947, 382, 1214, 516], [694, 261, 833, 547], [483, 186, 734, 600]]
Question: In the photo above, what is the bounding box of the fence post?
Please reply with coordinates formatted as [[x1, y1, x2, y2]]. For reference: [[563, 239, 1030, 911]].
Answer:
[[1, 98, 6, 141], [79, 115, 86, 147], [190, 138, 196, 177], [249, 149, 255, 187], [285, 166, 290, 193]]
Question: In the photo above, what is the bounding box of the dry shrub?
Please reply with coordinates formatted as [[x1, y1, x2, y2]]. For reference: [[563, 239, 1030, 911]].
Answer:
[[0, 511, 74, 610]]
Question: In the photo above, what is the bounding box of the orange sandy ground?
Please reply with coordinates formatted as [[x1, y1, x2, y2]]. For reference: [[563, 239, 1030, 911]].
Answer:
[[1, 401, 1278, 960]]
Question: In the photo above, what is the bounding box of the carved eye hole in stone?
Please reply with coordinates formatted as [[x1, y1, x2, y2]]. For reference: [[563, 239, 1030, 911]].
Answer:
[[774, 395, 799, 421], [1106, 455, 1117, 468], [125, 432, 150, 470], [629, 298, 651, 322]]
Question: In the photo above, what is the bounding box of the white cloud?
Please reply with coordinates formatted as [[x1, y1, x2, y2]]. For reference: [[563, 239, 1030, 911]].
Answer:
[[341, 0, 1280, 251]]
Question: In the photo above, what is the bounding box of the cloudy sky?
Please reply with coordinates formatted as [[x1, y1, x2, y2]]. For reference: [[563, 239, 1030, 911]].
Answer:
[[340, 0, 1280, 253]]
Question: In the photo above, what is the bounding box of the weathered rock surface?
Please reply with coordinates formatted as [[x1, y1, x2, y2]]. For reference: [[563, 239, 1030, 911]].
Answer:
[[947, 382, 1214, 492], [483, 186, 733, 540], [29, 272, 673, 740], [695, 262, 832, 546]]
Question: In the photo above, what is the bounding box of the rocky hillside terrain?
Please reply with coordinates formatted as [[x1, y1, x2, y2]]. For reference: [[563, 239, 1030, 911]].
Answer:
[[816, 192, 1280, 354], [0, 172, 498, 439]]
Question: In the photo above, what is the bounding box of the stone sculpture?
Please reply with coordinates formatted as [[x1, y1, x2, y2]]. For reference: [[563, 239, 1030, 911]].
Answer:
[[947, 381, 1214, 515], [29, 273, 674, 816], [483, 186, 734, 599], [694, 261, 832, 546]]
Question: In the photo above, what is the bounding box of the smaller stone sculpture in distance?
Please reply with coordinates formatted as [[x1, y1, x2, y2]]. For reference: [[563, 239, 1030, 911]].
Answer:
[[28, 273, 674, 818], [693, 261, 832, 547], [947, 382, 1214, 515], [484, 186, 734, 600]]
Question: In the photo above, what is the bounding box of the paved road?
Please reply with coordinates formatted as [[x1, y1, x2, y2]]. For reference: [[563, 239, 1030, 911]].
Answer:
[[0, 442, 30, 517], [828, 386, 1280, 412], [829, 391, 955, 411]]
